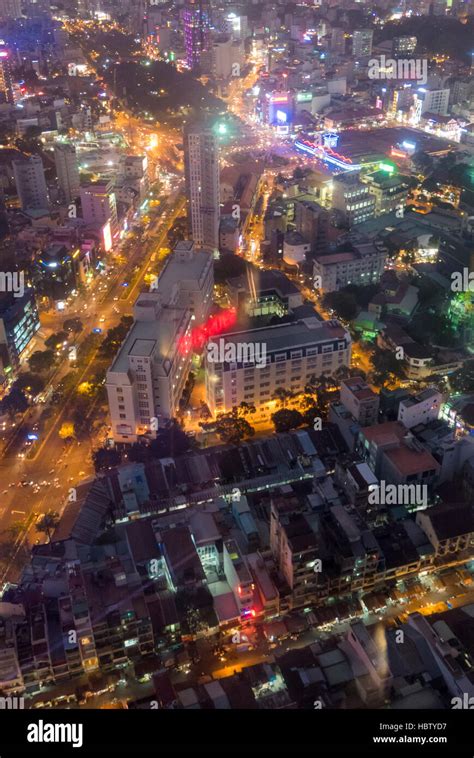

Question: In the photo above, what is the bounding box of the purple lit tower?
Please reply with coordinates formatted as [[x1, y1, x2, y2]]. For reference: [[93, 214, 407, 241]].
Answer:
[[183, 0, 211, 71]]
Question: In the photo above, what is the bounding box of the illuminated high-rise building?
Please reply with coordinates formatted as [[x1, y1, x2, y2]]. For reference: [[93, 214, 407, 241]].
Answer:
[[184, 122, 220, 252], [54, 143, 80, 204], [13, 155, 49, 211], [183, 0, 211, 71], [0, 45, 13, 104], [393, 36, 417, 57], [352, 29, 373, 58]]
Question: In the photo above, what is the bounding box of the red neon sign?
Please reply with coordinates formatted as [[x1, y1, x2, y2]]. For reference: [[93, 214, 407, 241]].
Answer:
[[178, 308, 237, 354], [299, 139, 353, 164]]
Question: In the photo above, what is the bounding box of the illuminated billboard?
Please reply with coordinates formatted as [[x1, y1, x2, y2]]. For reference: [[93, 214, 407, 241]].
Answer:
[[268, 92, 293, 126], [296, 91, 312, 103], [102, 221, 112, 252]]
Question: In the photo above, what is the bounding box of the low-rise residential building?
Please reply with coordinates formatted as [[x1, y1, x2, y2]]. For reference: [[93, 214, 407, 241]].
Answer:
[[398, 388, 442, 430], [313, 241, 387, 294], [357, 420, 440, 488], [340, 376, 380, 426], [416, 504, 474, 557]]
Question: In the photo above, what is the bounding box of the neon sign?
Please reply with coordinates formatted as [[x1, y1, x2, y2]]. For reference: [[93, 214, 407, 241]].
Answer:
[[322, 132, 339, 149], [178, 308, 237, 354], [294, 139, 361, 171]]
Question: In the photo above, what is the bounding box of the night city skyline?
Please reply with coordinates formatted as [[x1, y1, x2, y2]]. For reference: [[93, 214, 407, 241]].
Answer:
[[0, 0, 473, 753]]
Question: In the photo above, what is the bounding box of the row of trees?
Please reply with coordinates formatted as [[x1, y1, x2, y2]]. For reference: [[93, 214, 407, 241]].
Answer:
[[198, 369, 359, 442]]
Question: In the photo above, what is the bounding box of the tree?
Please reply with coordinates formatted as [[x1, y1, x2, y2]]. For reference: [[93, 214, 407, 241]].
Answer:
[[203, 414, 255, 444], [371, 346, 405, 386], [35, 511, 59, 544], [214, 252, 248, 284], [149, 420, 195, 458], [28, 350, 55, 373], [59, 422, 75, 440], [99, 316, 133, 358], [0, 388, 28, 417], [322, 291, 358, 321], [72, 399, 93, 438], [272, 387, 294, 408], [236, 401, 256, 417], [450, 359, 474, 394], [63, 318, 83, 335], [45, 331, 68, 350], [92, 447, 122, 471], [302, 403, 326, 427], [127, 442, 152, 463], [12, 373, 45, 396], [271, 408, 304, 433], [343, 283, 379, 309]]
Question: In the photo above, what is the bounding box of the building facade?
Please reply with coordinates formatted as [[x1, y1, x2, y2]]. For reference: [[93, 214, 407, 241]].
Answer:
[[184, 123, 220, 252], [205, 317, 352, 416], [54, 143, 80, 204], [13, 155, 49, 212], [106, 293, 193, 442], [313, 242, 387, 294]]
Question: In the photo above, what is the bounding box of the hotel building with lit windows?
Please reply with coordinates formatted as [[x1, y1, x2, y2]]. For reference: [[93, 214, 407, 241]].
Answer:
[[205, 317, 351, 417], [106, 242, 213, 442], [106, 292, 193, 443]]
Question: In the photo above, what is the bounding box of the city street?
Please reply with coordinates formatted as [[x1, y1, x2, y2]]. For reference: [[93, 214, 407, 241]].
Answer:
[[0, 190, 186, 582]]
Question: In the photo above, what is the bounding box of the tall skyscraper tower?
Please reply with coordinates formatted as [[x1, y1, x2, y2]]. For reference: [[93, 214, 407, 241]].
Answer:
[[184, 122, 220, 252], [12, 155, 49, 211], [0, 45, 13, 104], [183, 0, 211, 71], [54, 143, 80, 203]]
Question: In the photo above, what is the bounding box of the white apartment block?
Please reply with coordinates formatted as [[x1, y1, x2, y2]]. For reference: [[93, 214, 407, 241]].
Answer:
[[205, 317, 351, 416], [106, 292, 193, 443], [398, 387, 442, 430], [122, 155, 148, 183], [414, 88, 450, 123], [313, 242, 387, 294], [80, 180, 119, 236], [212, 36, 243, 79], [155, 240, 213, 325], [340, 376, 380, 426]]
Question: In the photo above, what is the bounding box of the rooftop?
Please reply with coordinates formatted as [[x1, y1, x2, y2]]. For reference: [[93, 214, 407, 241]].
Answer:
[[210, 317, 349, 354], [384, 445, 439, 476]]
